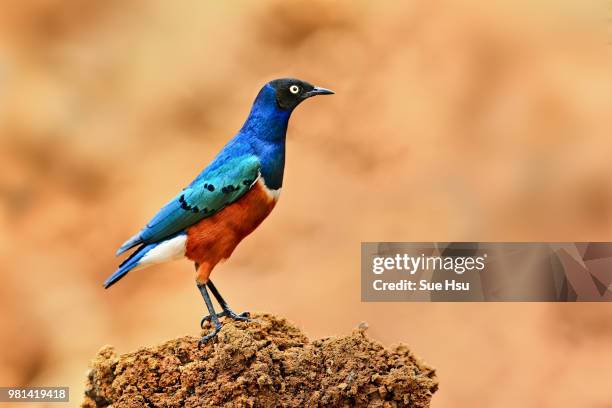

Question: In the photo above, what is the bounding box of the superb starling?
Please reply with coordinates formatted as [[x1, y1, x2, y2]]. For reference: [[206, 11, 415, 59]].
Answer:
[[105, 78, 333, 344]]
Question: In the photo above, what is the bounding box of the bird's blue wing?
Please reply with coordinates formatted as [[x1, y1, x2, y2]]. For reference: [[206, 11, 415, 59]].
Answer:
[[116, 155, 261, 255]]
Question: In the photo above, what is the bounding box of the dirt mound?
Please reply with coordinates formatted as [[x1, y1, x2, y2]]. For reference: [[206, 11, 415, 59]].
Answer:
[[82, 313, 437, 407]]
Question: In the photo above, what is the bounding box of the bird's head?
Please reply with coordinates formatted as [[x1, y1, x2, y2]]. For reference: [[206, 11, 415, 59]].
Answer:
[[267, 78, 334, 111], [243, 78, 333, 136]]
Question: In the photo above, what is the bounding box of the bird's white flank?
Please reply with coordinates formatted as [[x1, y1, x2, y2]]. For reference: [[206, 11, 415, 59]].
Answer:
[[137, 234, 187, 269]]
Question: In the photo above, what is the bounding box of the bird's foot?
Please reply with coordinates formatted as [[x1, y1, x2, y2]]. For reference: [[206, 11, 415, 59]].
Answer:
[[226, 310, 251, 321], [200, 309, 250, 328], [198, 319, 222, 348]]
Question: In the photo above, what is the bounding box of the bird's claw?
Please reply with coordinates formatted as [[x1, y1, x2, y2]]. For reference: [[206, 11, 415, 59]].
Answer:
[[198, 321, 222, 348], [228, 310, 251, 321], [200, 310, 250, 328], [200, 310, 227, 328]]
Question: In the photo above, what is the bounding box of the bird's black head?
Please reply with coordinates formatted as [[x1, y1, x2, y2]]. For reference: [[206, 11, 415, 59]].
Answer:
[[268, 78, 334, 111]]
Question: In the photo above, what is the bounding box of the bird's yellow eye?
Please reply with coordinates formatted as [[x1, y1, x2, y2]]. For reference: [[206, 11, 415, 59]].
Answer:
[[289, 85, 300, 94]]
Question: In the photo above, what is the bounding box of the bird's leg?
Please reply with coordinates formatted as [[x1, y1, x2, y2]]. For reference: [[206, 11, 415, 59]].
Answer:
[[200, 280, 250, 328], [197, 283, 222, 347], [208, 280, 251, 320]]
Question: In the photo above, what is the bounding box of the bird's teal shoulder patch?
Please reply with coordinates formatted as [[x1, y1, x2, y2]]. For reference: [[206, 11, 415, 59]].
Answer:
[[134, 155, 261, 245], [179, 155, 260, 216]]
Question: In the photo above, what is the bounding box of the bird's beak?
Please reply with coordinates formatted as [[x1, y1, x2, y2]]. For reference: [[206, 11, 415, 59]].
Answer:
[[304, 86, 335, 98]]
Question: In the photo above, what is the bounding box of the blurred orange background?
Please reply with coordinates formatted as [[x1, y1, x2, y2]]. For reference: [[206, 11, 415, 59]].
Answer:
[[1, 1, 612, 407]]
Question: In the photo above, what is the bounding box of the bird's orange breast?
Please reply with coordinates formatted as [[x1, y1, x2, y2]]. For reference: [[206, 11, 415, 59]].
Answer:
[[186, 179, 277, 283]]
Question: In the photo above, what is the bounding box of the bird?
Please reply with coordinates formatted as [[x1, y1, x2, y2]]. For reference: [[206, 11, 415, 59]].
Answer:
[[104, 78, 333, 345]]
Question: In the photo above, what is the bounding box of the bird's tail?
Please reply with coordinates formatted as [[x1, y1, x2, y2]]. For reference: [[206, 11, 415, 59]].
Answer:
[[115, 233, 143, 256], [104, 242, 155, 288]]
